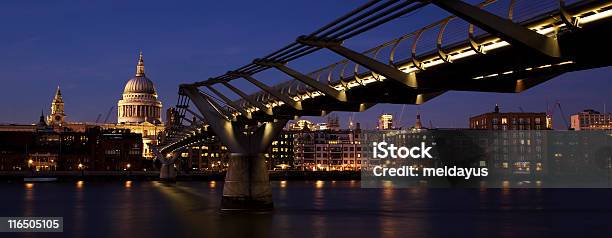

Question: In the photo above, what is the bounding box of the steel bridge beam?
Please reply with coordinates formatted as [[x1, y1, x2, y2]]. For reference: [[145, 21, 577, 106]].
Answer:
[[254, 59, 347, 102], [298, 36, 420, 88], [229, 72, 303, 111], [205, 85, 252, 119], [185, 107, 207, 123], [430, 0, 561, 58], [221, 82, 273, 116], [181, 85, 243, 148]]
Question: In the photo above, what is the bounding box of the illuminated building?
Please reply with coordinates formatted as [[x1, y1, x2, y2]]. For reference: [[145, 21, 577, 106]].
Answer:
[[293, 123, 362, 171], [114, 52, 164, 158], [181, 143, 229, 172], [414, 112, 423, 129], [570, 109, 612, 130], [378, 113, 394, 130], [268, 131, 295, 170], [33, 52, 165, 159], [287, 119, 314, 131], [469, 104, 550, 130], [117, 52, 163, 124], [48, 86, 66, 127]]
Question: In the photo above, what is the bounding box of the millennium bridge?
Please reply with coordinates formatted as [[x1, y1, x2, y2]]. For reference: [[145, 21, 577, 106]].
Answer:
[[152, 0, 612, 211]]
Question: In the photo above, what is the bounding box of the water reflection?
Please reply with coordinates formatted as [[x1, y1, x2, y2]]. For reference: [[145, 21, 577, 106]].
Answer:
[[24, 183, 34, 217], [76, 180, 84, 189], [315, 180, 324, 189], [25, 182, 34, 190], [73, 180, 85, 236], [4, 181, 612, 237], [349, 180, 359, 188], [114, 180, 135, 237], [313, 181, 325, 210]]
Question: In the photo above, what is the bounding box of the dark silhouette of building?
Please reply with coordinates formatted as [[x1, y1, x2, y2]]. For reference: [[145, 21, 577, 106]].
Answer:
[[0, 125, 144, 171]]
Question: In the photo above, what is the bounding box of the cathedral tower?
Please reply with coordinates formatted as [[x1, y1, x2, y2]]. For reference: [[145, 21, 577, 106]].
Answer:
[[48, 86, 66, 126]]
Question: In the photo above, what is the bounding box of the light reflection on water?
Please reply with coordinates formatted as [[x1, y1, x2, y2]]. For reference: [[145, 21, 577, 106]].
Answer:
[[2, 181, 612, 237]]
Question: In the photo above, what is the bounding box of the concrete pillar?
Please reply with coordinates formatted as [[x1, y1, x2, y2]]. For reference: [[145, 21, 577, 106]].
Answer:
[[181, 85, 288, 212], [221, 153, 273, 211], [159, 163, 177, 182]]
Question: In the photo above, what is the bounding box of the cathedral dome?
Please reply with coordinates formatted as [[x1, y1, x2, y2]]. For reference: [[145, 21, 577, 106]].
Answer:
[[117, 51, 163, 124], [124, 76, 157, 94], [122, 52, 157, 95]]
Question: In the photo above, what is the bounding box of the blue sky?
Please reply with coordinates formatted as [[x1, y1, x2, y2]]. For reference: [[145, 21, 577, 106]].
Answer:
[[0, 0, 610, 129]]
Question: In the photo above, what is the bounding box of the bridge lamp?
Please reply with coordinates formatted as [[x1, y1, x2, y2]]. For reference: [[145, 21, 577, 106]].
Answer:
[[78, 163, 84, 169]]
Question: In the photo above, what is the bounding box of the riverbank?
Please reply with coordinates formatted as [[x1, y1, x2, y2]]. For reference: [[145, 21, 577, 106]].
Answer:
[[0, 170, 360, 182]]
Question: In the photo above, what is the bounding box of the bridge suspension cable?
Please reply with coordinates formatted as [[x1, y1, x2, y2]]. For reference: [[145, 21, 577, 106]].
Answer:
[[195, 0, 430, 86]]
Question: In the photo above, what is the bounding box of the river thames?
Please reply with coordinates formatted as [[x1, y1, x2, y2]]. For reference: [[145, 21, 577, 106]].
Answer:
[[2, 180, 612, 237]]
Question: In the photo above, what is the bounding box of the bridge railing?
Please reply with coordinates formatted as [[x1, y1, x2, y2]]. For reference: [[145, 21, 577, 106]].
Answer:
[[229, 0, 586, 110], [163, 0, 610, 151]]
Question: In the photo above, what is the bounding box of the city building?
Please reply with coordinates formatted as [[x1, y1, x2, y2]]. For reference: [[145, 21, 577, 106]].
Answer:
[[0, 124, 144, 171], [117, 52, 163, 124], [366, 127, 611, 181], [414, 112, 423, 129], [177, 131, 230, 172], [327, 115, 340, 131], [48, 86, 66, 127], [570, 109, 612, 130], [293, 123, 363, 171], [267, 131, 295, 170], [92, 128, 144, 171], [287, 119, 314, 131], [113, 52, 164, 158], [378, 113, 394, 130], [470, 104, 550, 130], [0, 52, 166, 161]]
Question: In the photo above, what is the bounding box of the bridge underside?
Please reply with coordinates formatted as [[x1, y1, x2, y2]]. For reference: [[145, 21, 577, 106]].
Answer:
[[226, 11, 612, 124], [158, 0, 612, 211]]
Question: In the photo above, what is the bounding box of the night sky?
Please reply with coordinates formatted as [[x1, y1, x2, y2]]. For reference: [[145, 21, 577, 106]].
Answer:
[[0, 0, 610, 129]]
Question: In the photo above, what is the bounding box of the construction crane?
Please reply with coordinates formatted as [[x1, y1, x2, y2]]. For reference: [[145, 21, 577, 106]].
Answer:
[[104, 106, 114, 123], [398, 105, 406, 128], [547, 101, 570, 129], [556, 102, 570, 129]]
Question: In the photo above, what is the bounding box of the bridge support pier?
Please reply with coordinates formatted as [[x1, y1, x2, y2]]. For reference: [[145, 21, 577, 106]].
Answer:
[[181, 85, 288, 211], [159, 163, 177, 182], [221, 153, 273, 211], [152, 148, 179, 182]]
